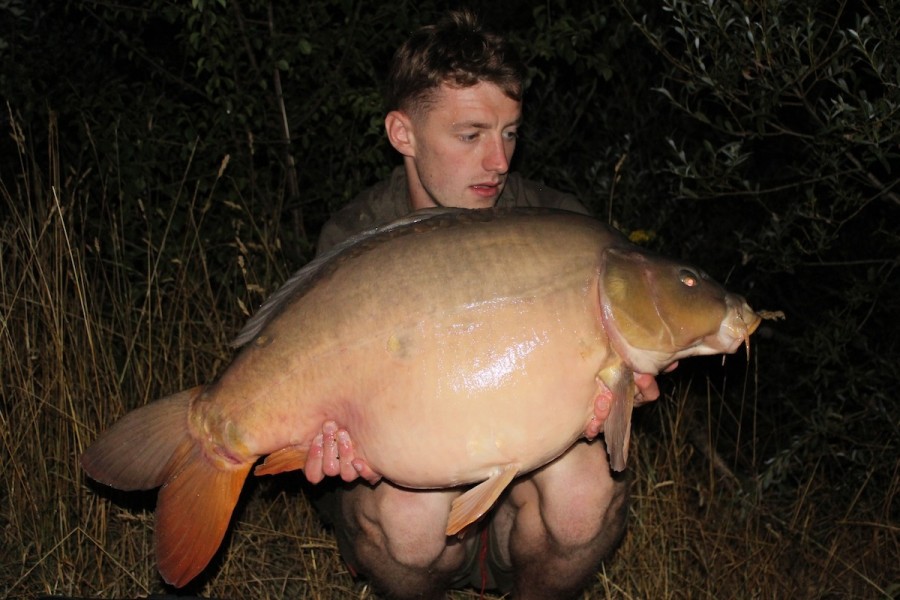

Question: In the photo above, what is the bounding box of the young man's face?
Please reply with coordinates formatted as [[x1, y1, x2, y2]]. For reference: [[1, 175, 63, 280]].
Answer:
[[388, 82, 522, 210]]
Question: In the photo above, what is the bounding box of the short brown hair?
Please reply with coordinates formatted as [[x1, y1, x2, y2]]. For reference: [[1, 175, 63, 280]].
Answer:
[[385, 9, 526, 115]]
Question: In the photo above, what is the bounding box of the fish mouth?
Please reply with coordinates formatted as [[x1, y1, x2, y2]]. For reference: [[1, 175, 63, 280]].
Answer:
[[719, 295, 761, 354]]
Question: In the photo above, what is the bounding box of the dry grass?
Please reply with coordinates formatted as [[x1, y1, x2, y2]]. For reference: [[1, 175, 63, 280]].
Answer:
[[1, 119, 896, 599]]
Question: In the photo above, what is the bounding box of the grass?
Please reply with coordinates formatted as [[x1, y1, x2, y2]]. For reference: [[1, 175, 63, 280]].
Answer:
[[1, 118, 896, 599]]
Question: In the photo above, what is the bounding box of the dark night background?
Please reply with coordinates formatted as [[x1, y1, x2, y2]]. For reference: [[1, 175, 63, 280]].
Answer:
[[1, 0, 897, 597]]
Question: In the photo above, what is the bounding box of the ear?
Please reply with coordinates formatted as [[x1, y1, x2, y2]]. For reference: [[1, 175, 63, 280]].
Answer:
[[385, 110, 416, 157]]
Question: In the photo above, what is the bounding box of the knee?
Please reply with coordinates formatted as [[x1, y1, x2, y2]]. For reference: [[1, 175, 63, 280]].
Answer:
[[340, 484, 465, 571], [529, 443, 631, 551], [549, 474, 630, 550]]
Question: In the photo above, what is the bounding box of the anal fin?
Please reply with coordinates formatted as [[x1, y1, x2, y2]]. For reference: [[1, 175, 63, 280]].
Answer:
[[254, 446, 308, 476], [446, 464, 519, 536]]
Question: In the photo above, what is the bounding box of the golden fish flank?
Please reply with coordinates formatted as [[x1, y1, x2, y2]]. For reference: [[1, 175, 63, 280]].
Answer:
[[81, 207, 761, 587], [456, 338, 540, 392]]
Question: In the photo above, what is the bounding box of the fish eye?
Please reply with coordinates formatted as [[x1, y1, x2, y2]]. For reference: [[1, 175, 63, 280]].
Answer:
[[679, 268, 700, 287]]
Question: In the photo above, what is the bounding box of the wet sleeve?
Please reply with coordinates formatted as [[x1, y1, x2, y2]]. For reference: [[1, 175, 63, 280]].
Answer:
[[315, 175, 404, 255], [552, 193, 591, 216], [316, 216, 354, 255], [530, 183, 591, 216]]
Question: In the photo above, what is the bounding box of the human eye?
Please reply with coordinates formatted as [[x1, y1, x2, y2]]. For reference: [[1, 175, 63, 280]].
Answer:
[[458, 132, 479, 142], [503, 129, 518, 141]]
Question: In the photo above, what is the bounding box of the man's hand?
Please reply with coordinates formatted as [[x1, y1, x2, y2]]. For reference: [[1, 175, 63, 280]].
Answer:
[[303, 421, 382, 485], [634, 362, 678, 406], [583, 362, 678, 439], [633, 373, 659, 405]]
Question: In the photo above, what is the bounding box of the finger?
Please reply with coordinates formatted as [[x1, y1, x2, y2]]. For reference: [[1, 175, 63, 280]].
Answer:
[[582, 386, 612, 440], [594, 390, 611, 421], [633, 373, 660, 403], [322, 424, 340, 477], [304, 433, 325, 484], [352, 459, 382, 485], [337, 430, 359, 482]]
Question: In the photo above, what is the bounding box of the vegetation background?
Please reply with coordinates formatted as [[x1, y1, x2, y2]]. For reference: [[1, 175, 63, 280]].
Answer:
[[1, 0, 897, 598]]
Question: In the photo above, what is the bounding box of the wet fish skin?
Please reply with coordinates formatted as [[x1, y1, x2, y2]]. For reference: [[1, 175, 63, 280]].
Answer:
[[81, 207, 760, 587]]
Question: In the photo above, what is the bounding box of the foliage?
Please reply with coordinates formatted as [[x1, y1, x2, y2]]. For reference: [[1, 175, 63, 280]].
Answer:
[[3, 0, 419, 290], [0, 0, 897, 596], [2, 138, 893, 597], [612, 0, 899, 517]]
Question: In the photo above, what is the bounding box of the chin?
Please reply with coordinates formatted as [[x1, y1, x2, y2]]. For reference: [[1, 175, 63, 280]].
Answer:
[[457, 196, 499, 210], [426, 192, 497, 210]]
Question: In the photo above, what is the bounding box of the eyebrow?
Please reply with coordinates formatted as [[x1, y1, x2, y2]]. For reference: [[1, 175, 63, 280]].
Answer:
[[451, 119, 521, 130]]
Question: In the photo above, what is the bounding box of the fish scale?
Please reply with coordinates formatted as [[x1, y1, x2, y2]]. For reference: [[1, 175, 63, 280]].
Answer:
[[82, 207, 761, 587]]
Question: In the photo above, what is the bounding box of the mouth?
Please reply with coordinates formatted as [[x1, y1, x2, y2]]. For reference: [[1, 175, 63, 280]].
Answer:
[[470, 180, 503, 199], [724, 298, 761, 355]]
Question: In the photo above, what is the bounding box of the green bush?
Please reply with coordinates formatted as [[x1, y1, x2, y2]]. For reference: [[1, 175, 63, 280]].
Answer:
[[613, 0, 899, 508]]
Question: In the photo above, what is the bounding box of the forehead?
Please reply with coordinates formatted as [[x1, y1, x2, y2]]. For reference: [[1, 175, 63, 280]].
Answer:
[[416, 82, 522, 125]]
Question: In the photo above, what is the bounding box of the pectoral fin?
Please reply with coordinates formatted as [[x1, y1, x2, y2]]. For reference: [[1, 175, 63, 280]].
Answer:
[[254, 446, 308, 476], [599, 362, 635, 472], [446, 463, 519, 536]]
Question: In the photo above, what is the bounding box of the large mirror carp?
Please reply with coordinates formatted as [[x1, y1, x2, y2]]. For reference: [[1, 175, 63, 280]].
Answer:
[[82, 207, 761, 587]]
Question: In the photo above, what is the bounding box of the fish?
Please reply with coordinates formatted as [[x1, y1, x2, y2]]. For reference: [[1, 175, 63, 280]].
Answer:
[[81, 207, 761, 587]]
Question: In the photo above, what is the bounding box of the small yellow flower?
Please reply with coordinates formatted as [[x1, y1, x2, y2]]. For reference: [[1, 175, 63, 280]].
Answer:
[[628, 229, 656, 244]]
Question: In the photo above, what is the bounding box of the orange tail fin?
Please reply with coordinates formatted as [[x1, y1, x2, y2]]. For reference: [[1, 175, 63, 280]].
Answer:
[[155, 437, 252, 586], [81, 387, 204, 490], [81, 386, 252, 587]]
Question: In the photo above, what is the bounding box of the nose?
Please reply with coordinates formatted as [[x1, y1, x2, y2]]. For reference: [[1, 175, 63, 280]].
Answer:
[[483, 134, 511, 174]]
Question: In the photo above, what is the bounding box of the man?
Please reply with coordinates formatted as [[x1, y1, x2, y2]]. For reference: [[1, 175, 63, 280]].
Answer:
[[302, 10, 663, 599]]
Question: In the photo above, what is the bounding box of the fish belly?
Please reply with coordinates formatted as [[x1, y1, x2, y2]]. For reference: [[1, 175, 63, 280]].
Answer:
[[210, 212, 616, 488], [322, 286, 610, 488]]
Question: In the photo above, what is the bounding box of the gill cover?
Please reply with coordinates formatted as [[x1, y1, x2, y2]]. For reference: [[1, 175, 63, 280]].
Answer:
[[597, 245, 745, 471], [599, 246, 730, 374]]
